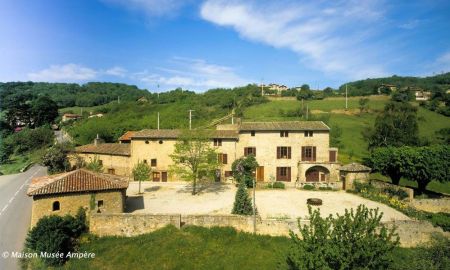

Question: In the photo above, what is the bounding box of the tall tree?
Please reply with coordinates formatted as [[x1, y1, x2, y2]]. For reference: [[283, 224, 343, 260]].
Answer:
[[365, 101, 419, 149], [31, 95, 59, 127], [231, 155, 259, 187], [366, 147, 404, 185], [169, 130, 219, 195], [42, 142, 73, 174], [132, 161, 151, 194]]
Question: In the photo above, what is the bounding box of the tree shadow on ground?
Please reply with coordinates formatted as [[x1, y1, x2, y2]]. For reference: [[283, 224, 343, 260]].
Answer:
[[176, 180, 232, 195], [125, 195, 144, 212], [144, 186, 161, 192]]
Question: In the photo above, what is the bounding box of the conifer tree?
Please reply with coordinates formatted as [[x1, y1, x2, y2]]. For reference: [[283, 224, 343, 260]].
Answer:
[[232, 180, 253, 215]]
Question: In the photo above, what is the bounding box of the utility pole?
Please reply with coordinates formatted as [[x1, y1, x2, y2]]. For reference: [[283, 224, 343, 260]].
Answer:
[[260, 78, 264, 96], [157, 112, 160, 130], [306, 104, 309, 120], [118, 96, 120, 104], [345, 84, 348, 110], [189, 110, 195, 130], [253, 177, 256, 234]]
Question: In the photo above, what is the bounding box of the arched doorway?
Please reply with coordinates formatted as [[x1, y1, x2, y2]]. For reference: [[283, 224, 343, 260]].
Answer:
[[305, 166, 330, 182]]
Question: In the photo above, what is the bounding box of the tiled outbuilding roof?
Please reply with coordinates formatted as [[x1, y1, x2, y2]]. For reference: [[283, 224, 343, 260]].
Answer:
[[27, 169, 129, 196], [132, 129, 239, 139], [239, 121, 330, 131], [75, 143, 130, 156], [118, 131, 136, 141], [340, 163, 371, 172]]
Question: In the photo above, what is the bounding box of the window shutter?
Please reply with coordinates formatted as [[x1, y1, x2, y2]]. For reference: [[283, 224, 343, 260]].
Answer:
[[244, 148, 248, 156], [329, 151, 336, 162], [313, 147, 317, 161], [276, 167, 280, 180], [253, 147, 256, 156], [287, 147, 291, 159], [277, 147, 281, 159], [287, 167, 291, 181], [301, 147, 305, 161], [223, 154, 228, 164]]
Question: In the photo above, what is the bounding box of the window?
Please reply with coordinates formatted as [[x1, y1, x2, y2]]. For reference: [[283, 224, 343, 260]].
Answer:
[[143, 159, 147, 164], [153, 172, 160, 182], [276, 146, 291, 159], [108, 168, 115, 174], [218, 153, 228, 164], [97, 200, 104, 208], [224, 171, 233, 177], [251, 131, 255, 136], [244, 147, 256, 157], [98, 159, 103, 166], [280, 131, 289, 137], [213, 138, 222, 146], [52, 201, 60, 211], [145, 140, 149, 144], [151, 159, 157, 167], [304, 131, 314, 137], [301, 146, 316, 161], [158, 140, 163, 144], [329, 150, 337, 162], [276, 167, 291, 182]]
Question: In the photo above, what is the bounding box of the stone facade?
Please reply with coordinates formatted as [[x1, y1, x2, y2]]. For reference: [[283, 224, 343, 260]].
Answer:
[[410, 198, 450, 213], [74, 121, 341, 184], [30, 190, 126, 227], [69, 153, 132, 177]]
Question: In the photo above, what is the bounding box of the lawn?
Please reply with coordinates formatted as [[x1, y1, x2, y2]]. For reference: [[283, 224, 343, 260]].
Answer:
[[46, 225, 447, 270], [0, 148, 45, 175], [243, 96, 450, 163], [371, 173, 450, 195]]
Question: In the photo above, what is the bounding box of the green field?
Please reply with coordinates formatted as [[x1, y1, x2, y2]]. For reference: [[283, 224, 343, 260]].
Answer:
[[0, 148, 45, 175], [243, 96, 450, 163], [22, 225, 443, 270]]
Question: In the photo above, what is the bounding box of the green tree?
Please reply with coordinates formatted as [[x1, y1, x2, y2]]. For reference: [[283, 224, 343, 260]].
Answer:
[[231, 155, 259, 187], [366, 147, 404, 185], [42, 142, 73, 174], [330, 125, 343, 148], [358, 97, 369, 113], [364, 101, 419, 149], [286, 205, 399, 270], [31, 95, 59, 127], [132, 161, 151, 194], [169, 130, 219, 195], [85, 156, 103, 173], [232, 181, 253, 215]]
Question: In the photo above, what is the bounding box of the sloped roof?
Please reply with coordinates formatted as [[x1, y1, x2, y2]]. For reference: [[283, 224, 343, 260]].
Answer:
[[75, 143, 130, 156], [132, 129, 239, 139], [239, 121, 330, 131], [118, 131, 136, 141], [27, 169, 129, 196], [340, 163, 371, 172]]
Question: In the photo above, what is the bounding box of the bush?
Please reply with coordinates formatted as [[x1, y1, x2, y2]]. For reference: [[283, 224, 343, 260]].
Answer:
[[41, 142, 73, 174], [286, 205, 399, 269], [427, 212, 450, 232], [25, 208, 87, 266], [302, 184, 315, 190], [382, 187, 409, 200], [272, 182, 285, 189], [232, 181, 253, 215], [318, 186, 333, 191]]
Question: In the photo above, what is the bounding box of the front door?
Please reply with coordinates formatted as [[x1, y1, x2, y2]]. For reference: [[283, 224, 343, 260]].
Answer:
[[256, 166, 264, 182], [153, 172, 160, 182], [320, 173, 326, 181], [161, 172, 167, 182], [306, 170, 319, 182]]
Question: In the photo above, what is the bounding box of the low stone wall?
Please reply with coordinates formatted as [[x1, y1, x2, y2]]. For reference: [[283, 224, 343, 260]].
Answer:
[[296, 181, 343, 190], [410, 199, 450, 213], [370, 179, 414, 201], [90, 213, 448, 247], [90, 213, 181, 237]]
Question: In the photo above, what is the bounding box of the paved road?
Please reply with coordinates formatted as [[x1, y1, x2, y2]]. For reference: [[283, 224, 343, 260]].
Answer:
[[0, 165, 47, 270]]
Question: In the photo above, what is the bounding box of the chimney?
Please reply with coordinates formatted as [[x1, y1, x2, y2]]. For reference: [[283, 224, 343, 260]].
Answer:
[[94, 134, 100, 146]]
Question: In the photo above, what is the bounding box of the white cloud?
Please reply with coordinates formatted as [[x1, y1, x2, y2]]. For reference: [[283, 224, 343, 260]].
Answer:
[[28, 64, 129, 82], [28, 64, 98, 82], [399, 19, 421, 30], [200, 0, 388, 79], [102, 0, 190, 17], [430, 51, 450, 74], [137, 57, 251, 90]]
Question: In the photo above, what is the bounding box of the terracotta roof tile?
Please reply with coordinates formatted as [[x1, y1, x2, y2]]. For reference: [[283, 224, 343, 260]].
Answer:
[[27, 169, 129, 196], [118, 131, 136, 141], [239, 121, 330, 131], [75, 143, 130, 156]]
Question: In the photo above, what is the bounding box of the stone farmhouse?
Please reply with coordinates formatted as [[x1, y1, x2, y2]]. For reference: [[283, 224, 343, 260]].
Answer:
[[71, 121, 342, 187], [27, 169, 128, 226]]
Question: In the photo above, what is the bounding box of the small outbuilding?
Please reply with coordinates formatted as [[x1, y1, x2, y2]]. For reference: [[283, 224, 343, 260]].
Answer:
[[339, 163, 371, 190], [27, 169, 129, 227]]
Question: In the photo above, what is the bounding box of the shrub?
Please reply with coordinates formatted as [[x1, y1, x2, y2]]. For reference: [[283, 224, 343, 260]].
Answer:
[[25, 208, 87, 266], [427, 212, 450, 232], [318, 186, 333, 191], [85, 156, 103, 173], [272, 182, 285, 189], [232, 181, 253, 215], [286, 205, 399, 269], [382, 187, 409, 200], [302, 184, 315, 190]]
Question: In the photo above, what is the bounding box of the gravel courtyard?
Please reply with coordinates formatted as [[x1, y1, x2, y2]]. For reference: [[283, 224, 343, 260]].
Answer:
[[126, 182, 410, 222]]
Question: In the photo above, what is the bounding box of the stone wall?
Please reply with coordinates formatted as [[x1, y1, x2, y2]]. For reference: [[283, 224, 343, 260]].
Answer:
[[89, 213, 448, 247], [410, 199, 450, 213], [31, 190, 125, 227], [370, 179, 414, 201]]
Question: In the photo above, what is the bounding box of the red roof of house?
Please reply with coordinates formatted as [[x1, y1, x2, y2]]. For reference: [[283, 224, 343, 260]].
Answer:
[[118, 131, 136, 141], [63, 113, 81, 118], [27, 169, 129, 196]]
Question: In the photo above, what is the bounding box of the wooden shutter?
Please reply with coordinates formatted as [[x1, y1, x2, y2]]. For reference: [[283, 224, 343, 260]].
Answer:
[[287, 167, 291, 181], [244, 148, 248, 156], [276, 167, 280, 181], [313, 147, 317, 161], [287, 147, 291, 159], [301, 147, 305, 161], [329, 151, 336, 162], [277, 147, 281, 159], [223, 154, 228, 164]]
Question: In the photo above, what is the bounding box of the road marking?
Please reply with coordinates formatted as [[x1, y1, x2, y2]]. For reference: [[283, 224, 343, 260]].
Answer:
[[0, 167, 42, 217]]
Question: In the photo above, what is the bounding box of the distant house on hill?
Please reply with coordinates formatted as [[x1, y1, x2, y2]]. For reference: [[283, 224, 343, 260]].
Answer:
[[62, 113, 82, 122], [88, 112, 104, 118], [415, 90, 432, 101], [262, 83, 289, 96], [27, 169, 128, 227], [377, 84, 397, 94], [137, 96, 149, 103]]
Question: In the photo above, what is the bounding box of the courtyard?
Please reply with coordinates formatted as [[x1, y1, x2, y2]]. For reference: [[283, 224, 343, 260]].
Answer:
[[126, 181, 410, 222]]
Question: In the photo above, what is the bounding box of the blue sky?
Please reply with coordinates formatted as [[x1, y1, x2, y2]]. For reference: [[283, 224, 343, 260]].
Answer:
[[1, 0, 449, 92]]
